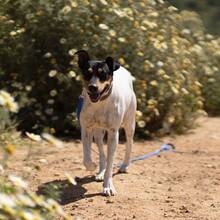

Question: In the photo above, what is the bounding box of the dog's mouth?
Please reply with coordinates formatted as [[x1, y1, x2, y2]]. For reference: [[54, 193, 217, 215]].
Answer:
[[87, 84, 112, 103], [88, 92, 100, 103]]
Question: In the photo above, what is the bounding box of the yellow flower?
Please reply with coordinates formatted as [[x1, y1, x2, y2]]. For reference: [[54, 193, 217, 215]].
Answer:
[[171, 86, 179, 95], [137, 51, 144, 57], [5, 144, 16, 155], [118, 58, 125, 65]]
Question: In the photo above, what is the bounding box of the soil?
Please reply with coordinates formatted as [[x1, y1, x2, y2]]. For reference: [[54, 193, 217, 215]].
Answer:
[[7, 117, 220, 220]]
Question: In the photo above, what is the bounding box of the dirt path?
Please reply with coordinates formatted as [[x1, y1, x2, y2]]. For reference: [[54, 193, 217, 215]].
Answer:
[[7, 117, 220, 220]]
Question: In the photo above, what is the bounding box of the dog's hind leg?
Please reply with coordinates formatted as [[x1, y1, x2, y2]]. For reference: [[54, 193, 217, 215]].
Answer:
[[93, 129, 106, 181], [119, 121, 135, 173], [81, 129, 97, 171], [119, 99, 136, 173]]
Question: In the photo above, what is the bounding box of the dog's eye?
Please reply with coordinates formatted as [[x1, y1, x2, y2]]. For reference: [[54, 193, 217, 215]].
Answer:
[[83, 72, 93, 81], [99, 73, 108, 81]]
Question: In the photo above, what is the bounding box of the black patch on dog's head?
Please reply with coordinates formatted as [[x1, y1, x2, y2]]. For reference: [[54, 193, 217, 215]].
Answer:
[[75, 50, 120, 82]]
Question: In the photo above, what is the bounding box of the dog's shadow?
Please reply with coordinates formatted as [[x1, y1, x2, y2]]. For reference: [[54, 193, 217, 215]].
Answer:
[[37, 175, 102, 205]]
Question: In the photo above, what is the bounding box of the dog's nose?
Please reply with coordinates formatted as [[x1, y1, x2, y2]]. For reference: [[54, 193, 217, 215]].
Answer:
[[88, 85, 98, 93]]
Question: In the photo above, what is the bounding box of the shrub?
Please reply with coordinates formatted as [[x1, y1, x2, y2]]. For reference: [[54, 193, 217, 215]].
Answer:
[[0, 0, 218, 137], [0, 92, 70, 220]]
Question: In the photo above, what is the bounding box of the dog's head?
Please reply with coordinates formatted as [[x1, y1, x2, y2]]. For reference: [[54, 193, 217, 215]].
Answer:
[[75, 50, 120, 103]]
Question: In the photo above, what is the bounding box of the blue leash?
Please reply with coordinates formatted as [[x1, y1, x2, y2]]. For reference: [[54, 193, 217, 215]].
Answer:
[[130, 143, 175, 163], [116, 143, 175, 167], [76, 96, 175, 164], [76, 95, 84, 123]]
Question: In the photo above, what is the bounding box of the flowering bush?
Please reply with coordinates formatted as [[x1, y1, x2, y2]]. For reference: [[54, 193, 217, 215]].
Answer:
[[0, 174, 70, 220], [0, 92, 70, 220], [0, 0, 219, 137]]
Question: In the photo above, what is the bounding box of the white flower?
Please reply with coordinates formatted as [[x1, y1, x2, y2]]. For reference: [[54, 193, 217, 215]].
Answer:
[[0, 164, 4, 174], [181, 29, 191, 35], [68, 48, 77, 56], [137, 120, 146, 128], [50, 90, 58, 97], [109, 29, 116, 37], [47, 99, 55, 104], [65, 172, 77, 185], [61, 5, 71, 14], [16, 194, 35, 207], [9, 31, 17, 36], [20, 211, 35, 220], [42, 133, 64, 148], [25, 132, 42, 142], [99, 0, 108, 5], [118, 37, 126, 43], [25, 85, 32, 91], [68, 70, 76, 78], [0, 90, 18, 112], [0, 95, 5, 106], [8, 175, 28, 189], [0, 193, 16, 207], [59, 38, 67, 44], [98, 23, 109, 30], [48, 70, 57, 77], [156, 61, 164, 67], [168, 6, 178, 11], [45, 108, 54, 115], [43, 52, 52, 58]]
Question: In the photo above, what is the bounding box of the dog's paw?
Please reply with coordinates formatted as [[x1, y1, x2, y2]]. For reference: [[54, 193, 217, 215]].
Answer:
[[118, 163, 129, 173], [83, 160, 97, 171], [103, 180, 117, 196], [95, 169, 105, 182]]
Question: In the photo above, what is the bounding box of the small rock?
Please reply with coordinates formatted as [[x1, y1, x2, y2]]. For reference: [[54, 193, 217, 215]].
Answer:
[[106, 199, 114, 204], [38, 158, 48, 164], [210, 203, 216, 208]]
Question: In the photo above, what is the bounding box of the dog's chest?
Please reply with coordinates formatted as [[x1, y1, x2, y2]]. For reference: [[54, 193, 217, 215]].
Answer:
[[80, 103, 121, 130]]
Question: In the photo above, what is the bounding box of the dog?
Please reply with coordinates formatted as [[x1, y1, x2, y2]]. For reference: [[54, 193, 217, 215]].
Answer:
[[75, 50, 136, 196]]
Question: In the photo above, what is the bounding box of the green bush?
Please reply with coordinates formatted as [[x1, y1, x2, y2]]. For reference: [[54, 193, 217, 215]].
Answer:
[[0, 0, 219, 137]]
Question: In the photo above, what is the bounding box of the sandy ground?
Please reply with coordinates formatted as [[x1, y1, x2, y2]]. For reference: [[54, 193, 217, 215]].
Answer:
[[7, 117, 220, 220]]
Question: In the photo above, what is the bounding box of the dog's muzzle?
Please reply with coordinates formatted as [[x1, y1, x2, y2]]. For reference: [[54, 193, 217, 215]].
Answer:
[[88, 84, 112, 103]]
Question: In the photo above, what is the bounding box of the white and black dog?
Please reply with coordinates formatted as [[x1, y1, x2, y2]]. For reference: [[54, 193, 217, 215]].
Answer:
[[75, 50, 136, 196]]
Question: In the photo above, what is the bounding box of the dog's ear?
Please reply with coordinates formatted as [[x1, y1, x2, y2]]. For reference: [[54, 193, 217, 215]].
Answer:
[[74, 50, 90, 69], [105, 57, 120, 73]]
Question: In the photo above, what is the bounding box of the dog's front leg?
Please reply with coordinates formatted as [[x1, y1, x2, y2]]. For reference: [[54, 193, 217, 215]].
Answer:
[[94, 129, 106, 181], [103, 130, 118, 196], [81, 129, 97, 171]]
